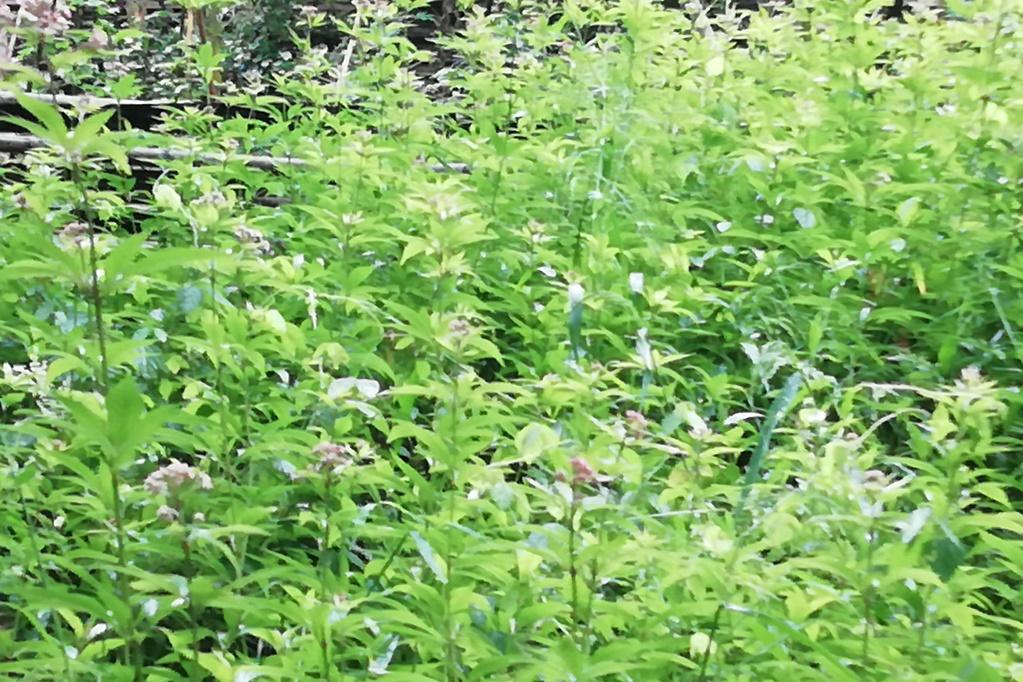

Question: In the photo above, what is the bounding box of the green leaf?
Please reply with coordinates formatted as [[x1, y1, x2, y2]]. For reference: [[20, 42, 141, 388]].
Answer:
[[705, 54, 725, 77], [100, 232, 148, 282], [411, 531, 447, 584], [735, 608, 860, 682], [196, 651, 234, 682], [513, 422, 559, 464], [121, 247, 230, 277], [930, 537, 967, 582], [957, 658, 1001, 682], [88, 138, 131, 174], [153, 184, 183, 211], [13, 93, 68, 141], [106, 376, 145, 453], [896, 197, 921, 226], [736, 373, 802, 526], [0, 260, 66, 281], [68, 110, 115, 152]]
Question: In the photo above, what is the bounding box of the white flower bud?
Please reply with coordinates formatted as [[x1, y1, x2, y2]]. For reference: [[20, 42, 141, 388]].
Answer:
[[629, 272, 644, 295], [567, 283, 585, 307]]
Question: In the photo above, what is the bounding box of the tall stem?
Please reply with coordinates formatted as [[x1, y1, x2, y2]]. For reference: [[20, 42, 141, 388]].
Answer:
[[70, 161, 141, 681], [442, 346, 462, 681], [183, 533, 201, 682], [320, 473, 335, 682], [861, 520, 877, 667], [567, 488, 580, 645], [70, 165, 109, 391], [696, 604, 724, 681]]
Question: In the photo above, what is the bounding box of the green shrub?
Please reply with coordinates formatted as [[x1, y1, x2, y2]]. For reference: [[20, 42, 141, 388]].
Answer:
[[1, 1, 1021, 680]]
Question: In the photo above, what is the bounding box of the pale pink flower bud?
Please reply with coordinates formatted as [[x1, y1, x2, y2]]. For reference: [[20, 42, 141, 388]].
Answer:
[[144, 460, 213, 497], [625, 410, 648, 434], [862, 470, 889, 490], [19, 0, 71, 35], [156, 505, 179, 522], [448, 318, 471, 337], [85, 27, 109, 51], [313, 442, 354, 472], [570, 457, 595, 485]]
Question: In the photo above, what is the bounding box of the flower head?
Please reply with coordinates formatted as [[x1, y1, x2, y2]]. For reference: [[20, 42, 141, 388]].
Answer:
[[313, 442, 354, 472], [56, 222, 89, 249], [625, 410, 648, 434], [448, 318, 471, 338], [85, 27, 109, 51], [19, 0, 71, 35], [862, 469, 889, 491], [156, 505, 179, 522], [234, 225, 272, 255], [144, 460, 213, 497]]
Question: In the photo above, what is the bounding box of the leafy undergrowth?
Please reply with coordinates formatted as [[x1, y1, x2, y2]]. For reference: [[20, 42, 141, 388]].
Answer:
[[2, 1, 1022, 680]]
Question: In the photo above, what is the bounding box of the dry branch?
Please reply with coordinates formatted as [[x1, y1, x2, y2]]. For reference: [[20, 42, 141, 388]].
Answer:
[[0, 132, 469, 174], [0, 91, 190, 109], [0, 131, 301, 169]]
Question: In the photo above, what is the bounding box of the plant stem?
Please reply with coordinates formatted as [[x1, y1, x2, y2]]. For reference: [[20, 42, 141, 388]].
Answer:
[[109, 465, 141, 679], [696, 604, 723, 682], [861, 521, 877, 668], [18, 489, 74, 680], [442, 349, 462, 681], [443, 484, 458, 681], [567, 487, 580, 644], [70, 165, 109, 392], [182, 531, 201, 682], [320, 472, 335, 682], [71, 160, 142, 681]]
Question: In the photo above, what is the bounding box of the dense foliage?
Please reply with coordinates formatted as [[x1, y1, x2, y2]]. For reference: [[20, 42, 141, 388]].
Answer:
[[2, 1, 1022, 680]]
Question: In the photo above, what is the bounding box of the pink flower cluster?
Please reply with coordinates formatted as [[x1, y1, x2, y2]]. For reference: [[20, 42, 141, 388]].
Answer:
[[144, 460, 213, 497], [16, 0, 72, 36], [313, 442, 354, 471]]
